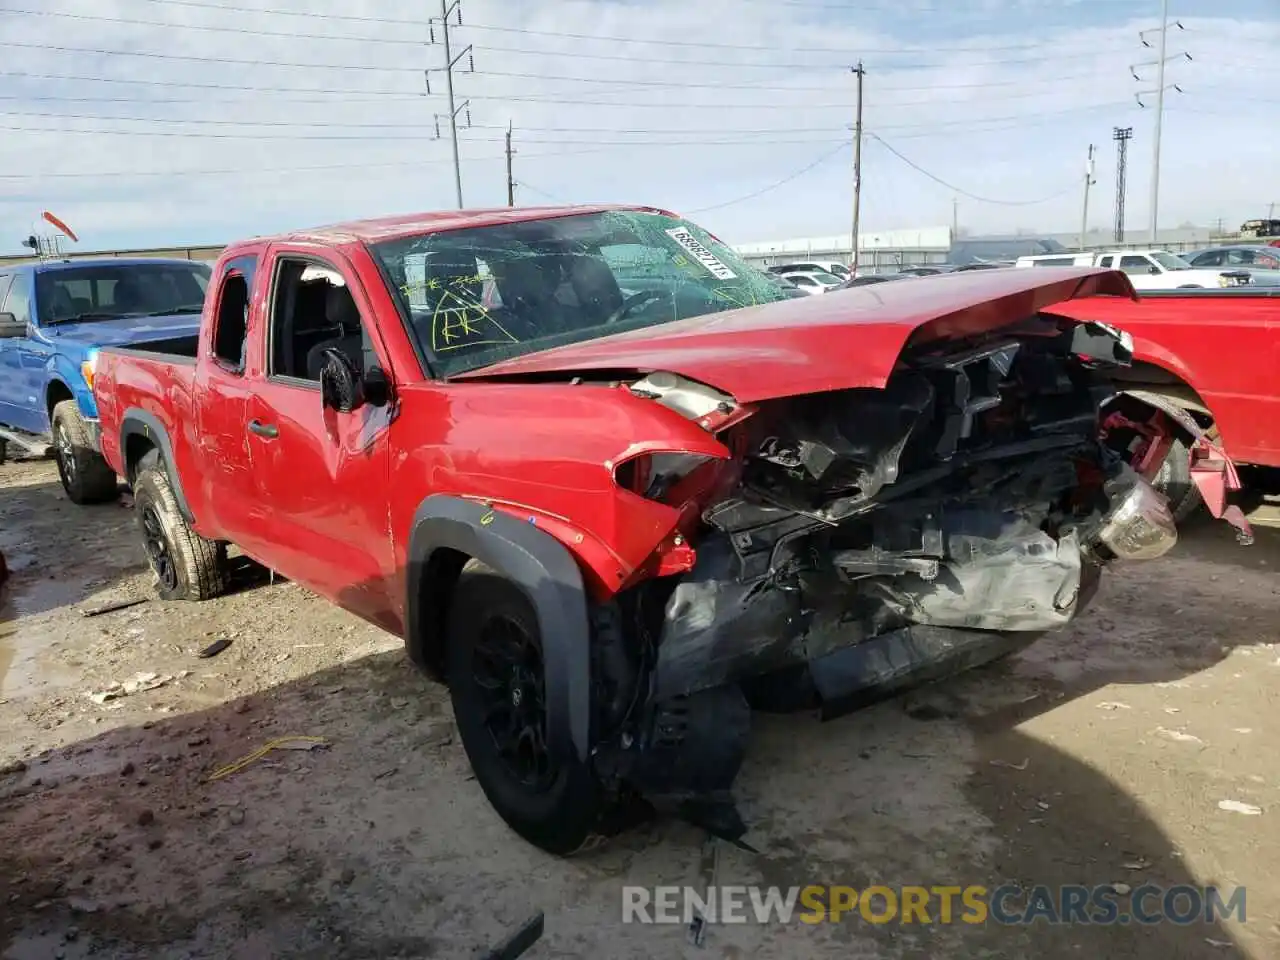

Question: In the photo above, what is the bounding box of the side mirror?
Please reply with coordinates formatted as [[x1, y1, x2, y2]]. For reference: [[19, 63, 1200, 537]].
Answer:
[[1148, 265, 1162, 275], [0, 311, 25, 338], [362, 365, 391, 408], [319, 348, 362, 414]]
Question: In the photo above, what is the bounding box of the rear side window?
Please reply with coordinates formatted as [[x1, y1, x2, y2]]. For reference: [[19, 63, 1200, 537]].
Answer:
[[211, 255, 257, 372]]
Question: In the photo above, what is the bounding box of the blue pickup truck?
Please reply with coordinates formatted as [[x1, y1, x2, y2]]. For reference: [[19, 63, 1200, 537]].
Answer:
[[0, 257, 211, 503]]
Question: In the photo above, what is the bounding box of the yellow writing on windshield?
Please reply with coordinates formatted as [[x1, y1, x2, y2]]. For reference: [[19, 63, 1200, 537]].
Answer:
[[430, 289, 519, 353]]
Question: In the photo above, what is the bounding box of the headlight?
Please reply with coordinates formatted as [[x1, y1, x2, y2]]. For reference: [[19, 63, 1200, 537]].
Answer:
[[1097, 474, 1178, 560], [81, 351, 98, 389]]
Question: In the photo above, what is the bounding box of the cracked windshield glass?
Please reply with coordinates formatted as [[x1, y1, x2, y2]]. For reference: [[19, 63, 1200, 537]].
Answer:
[[371, 210, 795, 375]]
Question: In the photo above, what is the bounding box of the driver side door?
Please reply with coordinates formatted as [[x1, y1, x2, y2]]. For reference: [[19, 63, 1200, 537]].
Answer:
[[241, 247, 402, 632]]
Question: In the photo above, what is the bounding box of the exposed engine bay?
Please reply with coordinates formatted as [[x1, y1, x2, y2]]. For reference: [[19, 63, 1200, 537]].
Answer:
[[593, 314, 1177, 842]]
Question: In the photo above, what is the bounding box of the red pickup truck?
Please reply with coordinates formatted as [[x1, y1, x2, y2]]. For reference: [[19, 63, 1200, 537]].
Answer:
[[93, 205, 1178, 854], [1053, 290, 1278, 528]]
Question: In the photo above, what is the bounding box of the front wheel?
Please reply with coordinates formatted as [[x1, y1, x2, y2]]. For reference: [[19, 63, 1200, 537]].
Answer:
[[132, 455, 229, 601], [446, 561, 606, 855], [51, 399, 118, 504]]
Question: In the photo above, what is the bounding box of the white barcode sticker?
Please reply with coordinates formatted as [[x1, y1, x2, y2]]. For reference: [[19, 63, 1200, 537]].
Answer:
[[666, 227, 737, 280]]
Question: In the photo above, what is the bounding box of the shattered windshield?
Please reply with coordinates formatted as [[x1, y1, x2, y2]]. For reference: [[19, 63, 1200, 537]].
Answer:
[[369, 210, 792, 376]]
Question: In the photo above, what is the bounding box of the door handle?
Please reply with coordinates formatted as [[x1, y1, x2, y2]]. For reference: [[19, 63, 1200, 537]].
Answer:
[[247, 419, 278, 439]]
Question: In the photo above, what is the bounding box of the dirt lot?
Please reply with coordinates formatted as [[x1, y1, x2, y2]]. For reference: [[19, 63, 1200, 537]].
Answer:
[[2, 456, 1278, 960]]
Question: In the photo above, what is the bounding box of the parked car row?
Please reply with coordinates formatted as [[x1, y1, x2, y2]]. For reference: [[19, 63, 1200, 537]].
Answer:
[[1016, 247, 1280, 290], [1, 205, 1269, 860]]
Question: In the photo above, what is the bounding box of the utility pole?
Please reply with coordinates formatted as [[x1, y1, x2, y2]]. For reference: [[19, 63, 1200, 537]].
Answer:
[[951, 197, 958, 237], [1133, 4, 1190, 243], [850, 61, 865, 275], [1079, 143, 1096, 251], [505, 121, 515, 206], [1113, 127, 1133, 243], [426, 0, 474, 209]]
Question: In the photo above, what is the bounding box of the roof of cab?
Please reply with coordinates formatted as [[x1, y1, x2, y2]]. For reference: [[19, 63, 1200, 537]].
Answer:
[[5, 257, 210, 274], [248, 204, 664, 247]]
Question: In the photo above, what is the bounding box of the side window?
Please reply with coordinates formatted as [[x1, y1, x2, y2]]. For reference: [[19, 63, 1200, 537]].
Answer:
[[268, 258, 368, 384], [1098, 256, 1114, 268], [211, 255, 257, 373], [1197, 251, 1223, 266], [1226, 250, 1255, 265], [1118, 256, 1152, 276], [3, 274, 32, 325]]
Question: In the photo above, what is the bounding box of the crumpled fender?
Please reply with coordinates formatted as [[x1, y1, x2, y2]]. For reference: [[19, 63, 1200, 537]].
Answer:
[[1116, 388, 1253, 544]]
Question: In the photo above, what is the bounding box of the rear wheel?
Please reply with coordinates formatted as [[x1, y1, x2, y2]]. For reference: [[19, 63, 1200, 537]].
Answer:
[[446, 561, 606, 855], [51, 399, 118, 504], [132, 454, 228, 601]]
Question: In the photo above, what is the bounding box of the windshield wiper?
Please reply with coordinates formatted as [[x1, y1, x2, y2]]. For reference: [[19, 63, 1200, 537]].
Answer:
[[50, 311, 122, 324], [141, 305, 203, 316]]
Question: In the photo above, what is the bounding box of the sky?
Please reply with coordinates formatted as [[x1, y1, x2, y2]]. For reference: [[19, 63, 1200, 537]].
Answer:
[[0, 0, 1277, 252]]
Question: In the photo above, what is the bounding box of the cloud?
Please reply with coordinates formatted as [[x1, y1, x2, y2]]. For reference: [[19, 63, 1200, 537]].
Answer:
[[0, 0, 1276, 250]]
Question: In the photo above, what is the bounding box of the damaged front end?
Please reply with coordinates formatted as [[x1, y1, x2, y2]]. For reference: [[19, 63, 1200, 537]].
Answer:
[[593, 317, 1175, 842]]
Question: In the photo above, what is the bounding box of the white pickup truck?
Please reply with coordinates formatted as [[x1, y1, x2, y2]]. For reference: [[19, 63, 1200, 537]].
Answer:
[[1014, 249, 1252, 290]]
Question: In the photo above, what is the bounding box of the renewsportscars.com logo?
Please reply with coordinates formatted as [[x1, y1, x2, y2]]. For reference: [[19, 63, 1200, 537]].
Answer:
[[622, 884, 1247, 927]]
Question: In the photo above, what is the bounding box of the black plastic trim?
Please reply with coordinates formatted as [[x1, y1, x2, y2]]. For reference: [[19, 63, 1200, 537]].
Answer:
[[406, 494, 592, 763], [119, 408, 194, 521]]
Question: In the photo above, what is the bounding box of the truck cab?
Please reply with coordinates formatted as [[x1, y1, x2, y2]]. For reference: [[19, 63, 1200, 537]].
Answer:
[[0, 257, 211, 501]]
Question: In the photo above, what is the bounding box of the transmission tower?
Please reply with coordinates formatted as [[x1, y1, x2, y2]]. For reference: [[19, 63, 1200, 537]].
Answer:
[[1113, 127, 1133, 243], [425, 0, 475, 209], [1131, 3, 1191, 243]]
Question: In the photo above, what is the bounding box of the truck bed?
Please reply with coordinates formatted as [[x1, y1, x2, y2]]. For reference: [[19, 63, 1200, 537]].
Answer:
[[94, 346, 198, 485], [106, 333, 200, 362]]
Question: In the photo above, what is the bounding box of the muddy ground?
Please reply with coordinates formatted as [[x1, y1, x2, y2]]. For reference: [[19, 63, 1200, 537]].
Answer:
[[1, 456, 1278, 960]]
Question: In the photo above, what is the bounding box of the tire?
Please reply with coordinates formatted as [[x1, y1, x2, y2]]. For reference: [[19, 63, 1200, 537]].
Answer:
[[1150, 435, 1203, 521], [132, 454, 229, 601], [446, 561, 606, 855], [51, 399, 118, 504]]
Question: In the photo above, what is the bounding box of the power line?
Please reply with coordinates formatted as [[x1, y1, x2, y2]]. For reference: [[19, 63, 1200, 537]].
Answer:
[[685, 143, 849, 214], [0, 7, 1134, 67], [868, 133, 1078, 206], [0, 99, 1139, 141], [0, 38, 420, 72], [0, 67, 1129, 108], [0, 120, 845, 146], [0, 6, 425, 45], [0, 36, 1138, 83], [0, 148, 615, 181], [108, 0, 1138, 54]]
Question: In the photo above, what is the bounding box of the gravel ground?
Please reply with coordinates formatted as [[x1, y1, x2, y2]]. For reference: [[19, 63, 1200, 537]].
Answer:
[[2, 456, 1279, 959]]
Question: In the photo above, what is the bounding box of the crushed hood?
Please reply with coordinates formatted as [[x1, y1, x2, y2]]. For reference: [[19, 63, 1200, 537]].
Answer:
[[454, 267, 1135, 403]]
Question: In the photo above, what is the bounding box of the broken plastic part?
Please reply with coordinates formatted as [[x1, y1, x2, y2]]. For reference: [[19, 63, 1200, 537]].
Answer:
[[629, 371, 737, 424]]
